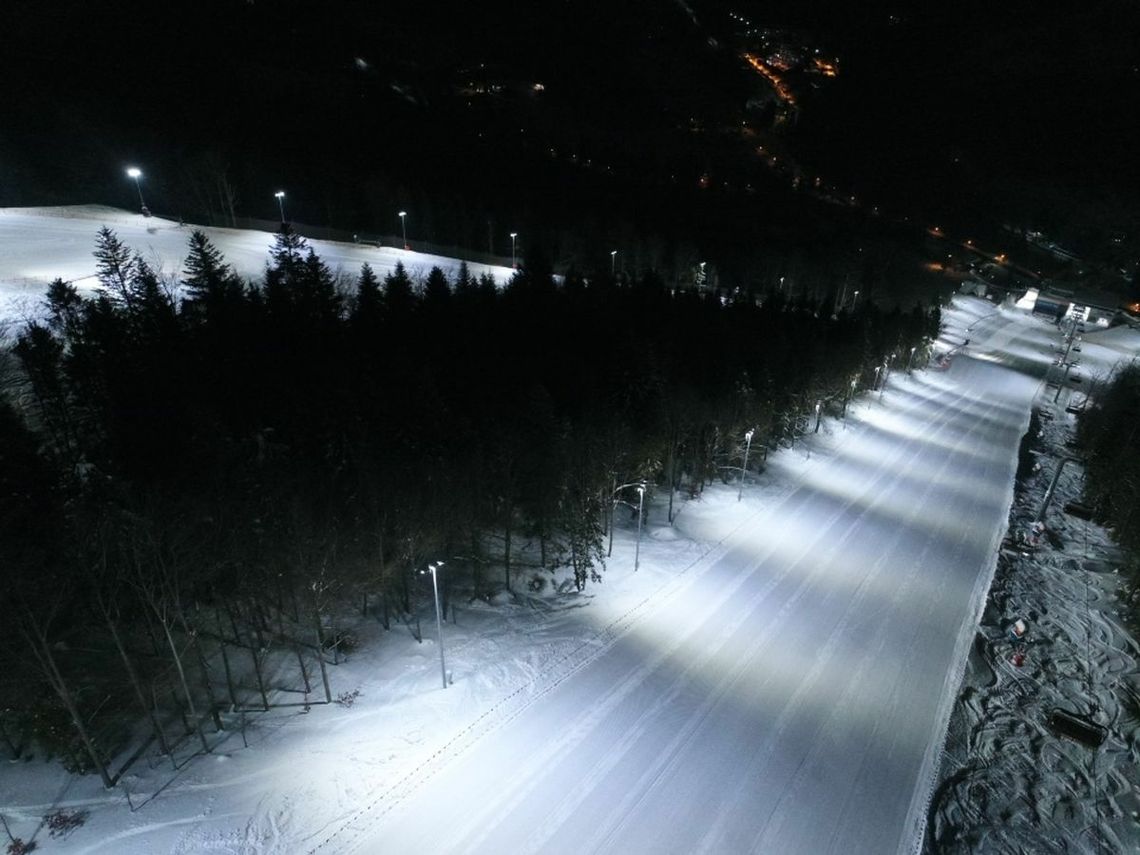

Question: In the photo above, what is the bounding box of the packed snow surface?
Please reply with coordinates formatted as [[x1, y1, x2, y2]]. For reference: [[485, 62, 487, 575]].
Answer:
[[320, 299, 1050, 855], [4, 221, 1128, 855]]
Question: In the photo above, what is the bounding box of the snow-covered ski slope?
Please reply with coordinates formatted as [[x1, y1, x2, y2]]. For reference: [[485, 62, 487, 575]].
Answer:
[[0, 206, 513, 324], [0, 224, 1100, 853], [315, 300, 1058, 855]]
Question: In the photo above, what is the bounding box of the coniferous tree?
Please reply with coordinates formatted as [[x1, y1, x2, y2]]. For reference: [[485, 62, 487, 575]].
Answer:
[[352, 262, 382, 328], [182, 230, 232, 306], [454, 261, 475, 297], [45, 278, 83, 337], [423, 266, 451, 309], [477, 271, 497, 297], [383, 261, 415, 317], [264, 225, 309, 313], [297, 247, 341, 323], [93, 226, 137, 311], [13, 323, 78, 464]]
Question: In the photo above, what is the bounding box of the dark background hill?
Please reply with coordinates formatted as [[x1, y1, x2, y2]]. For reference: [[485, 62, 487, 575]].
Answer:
[[2, 0, 1137, 286]]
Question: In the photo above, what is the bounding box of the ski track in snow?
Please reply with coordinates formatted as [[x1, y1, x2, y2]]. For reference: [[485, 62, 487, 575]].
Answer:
[[314, 299, 1061, 855]]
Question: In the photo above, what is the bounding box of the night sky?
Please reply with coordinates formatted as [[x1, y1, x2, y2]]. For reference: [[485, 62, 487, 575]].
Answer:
[[3, 0, 1138, 253]]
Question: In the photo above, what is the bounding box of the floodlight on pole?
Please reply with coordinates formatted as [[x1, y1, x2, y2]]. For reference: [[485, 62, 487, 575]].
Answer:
[[738, 428, 754, 501], [844, 378, 857, 421], [422, 562, 448, 689], [510, 232, 518, 268], [610, 250, 617, 276], [634, 484, 646, 571], [399, 211, 408, 250], [274, 191, 286, 223], [126, 167, 147, 212]]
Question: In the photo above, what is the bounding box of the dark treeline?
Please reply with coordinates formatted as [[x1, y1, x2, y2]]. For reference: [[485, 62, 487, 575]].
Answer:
[[0, 227, 937, 780]]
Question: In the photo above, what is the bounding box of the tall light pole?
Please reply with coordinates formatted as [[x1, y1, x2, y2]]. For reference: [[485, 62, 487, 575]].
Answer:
[[738, 428, 754, 501], [126, 167, 147, 212], [843, 378, 857, 422], [422, 561, 447, 689], [879, 358, 889, 402], [634, 484, 646, 571], [852, 289, 860, 311], [610, 250, 617, 277], [609, 481, 648, 559], [399, 210, 408, 250], [510, 232, 518, 268], [907, 345, 917, 373], [274, 191, 286, 223], [1052, 363, 1074, 404]]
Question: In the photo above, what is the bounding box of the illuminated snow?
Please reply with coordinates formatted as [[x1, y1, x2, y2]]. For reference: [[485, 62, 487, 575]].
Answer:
[[319, 300, 1060, 855], [0, 226, 1110, 855], [0, 206, 513, 326]]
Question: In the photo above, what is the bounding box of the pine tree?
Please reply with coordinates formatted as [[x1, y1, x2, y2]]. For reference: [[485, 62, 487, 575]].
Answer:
[[264, 225, 309, 314], [383, 262, 415, 317], [12, 323, 78, 464], [269, 224, 307, 275], [93, 226, 137, 310], [454, 261, 475, 297], [352, 263, 382, 327], [477, 271, 498, 297], [298, 247, 341, 322], [182, 230, 232, 304], [423, 266, 451, 309], [44, 278, 83, 336]]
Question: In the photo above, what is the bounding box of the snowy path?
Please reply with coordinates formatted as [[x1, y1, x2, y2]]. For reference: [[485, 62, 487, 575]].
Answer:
[[319, 302, 1056, 855]]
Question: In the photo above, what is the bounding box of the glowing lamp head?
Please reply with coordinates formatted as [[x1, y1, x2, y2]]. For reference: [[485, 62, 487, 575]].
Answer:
[[275, 191, 285, 199], [510, 232, 517, 239], [126, 167, 141, 179], [398, 210, 407, 218]]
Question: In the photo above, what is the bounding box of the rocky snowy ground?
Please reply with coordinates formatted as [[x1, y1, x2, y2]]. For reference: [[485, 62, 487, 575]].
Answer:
[[926, 323, 1140, 854]]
